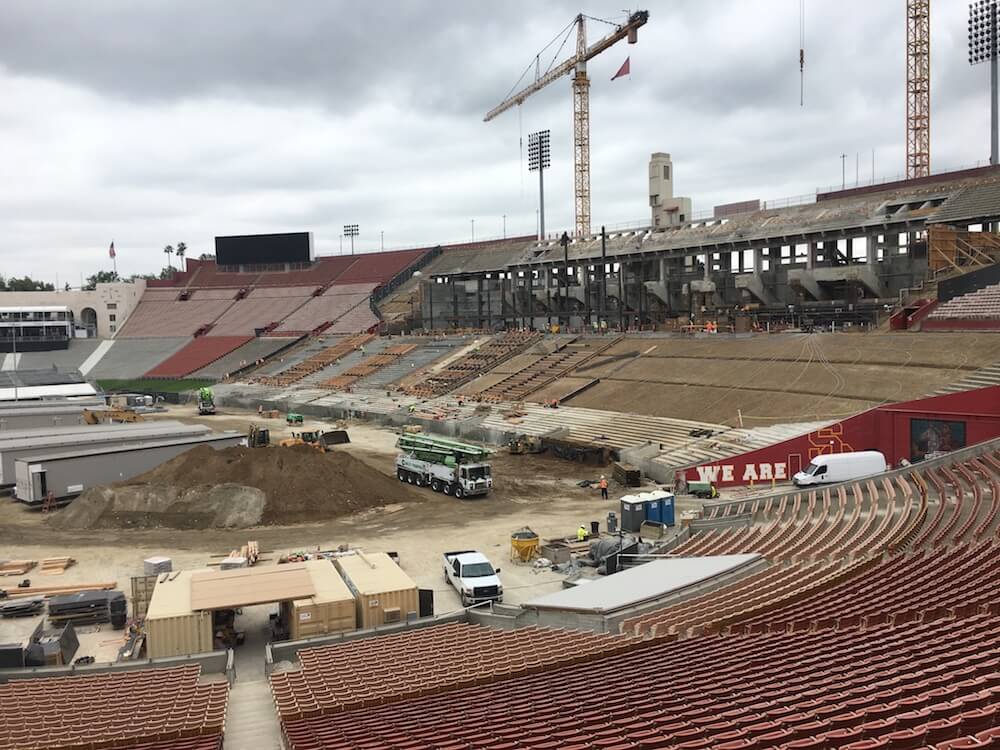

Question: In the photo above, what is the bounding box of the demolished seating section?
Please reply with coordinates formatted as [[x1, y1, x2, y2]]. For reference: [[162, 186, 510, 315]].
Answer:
[[270, 622, 635, 721], [144, 335, 254, 378], [278, 613, 1000, 750], [464, 338, 619, 403], [319, 344, 416, 390], [403, 331, 543, 397], [252, 334, 374, 387], [930, 283, 1000, 321], [672, 451, 1000, 562], [0, 664, 227, 750]]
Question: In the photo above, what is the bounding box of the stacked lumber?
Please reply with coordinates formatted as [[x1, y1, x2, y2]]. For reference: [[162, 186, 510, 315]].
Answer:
[[40, 557, 75, 575], [0, 560, 36, 576], [613, 462, 642, 487], [3, 581, 117, 599]]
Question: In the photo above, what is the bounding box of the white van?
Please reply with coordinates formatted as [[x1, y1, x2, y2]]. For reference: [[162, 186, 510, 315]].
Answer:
[[792, 451, 887, 487]]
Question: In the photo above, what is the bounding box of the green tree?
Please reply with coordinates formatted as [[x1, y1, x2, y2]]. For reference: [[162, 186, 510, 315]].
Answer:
[[175, 242, 186, 261], [83, 270, 120, 291], [0, 275, 55, 291], [163, 244, 174, 271]]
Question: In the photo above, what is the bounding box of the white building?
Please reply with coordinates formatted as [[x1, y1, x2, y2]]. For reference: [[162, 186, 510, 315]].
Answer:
[[0, 281, 145, 339]]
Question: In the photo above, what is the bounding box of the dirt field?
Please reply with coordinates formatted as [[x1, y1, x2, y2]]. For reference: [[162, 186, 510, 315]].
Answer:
[[565, 332, 1000, 426], [0, 405, 682, 615]]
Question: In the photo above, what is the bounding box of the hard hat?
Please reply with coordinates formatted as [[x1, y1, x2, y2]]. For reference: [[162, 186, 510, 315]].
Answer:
[[601, 475, 606, 479]]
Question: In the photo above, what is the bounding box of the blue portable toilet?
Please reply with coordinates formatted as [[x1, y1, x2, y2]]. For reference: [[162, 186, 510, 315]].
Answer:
[[642, 491, 675, 527]]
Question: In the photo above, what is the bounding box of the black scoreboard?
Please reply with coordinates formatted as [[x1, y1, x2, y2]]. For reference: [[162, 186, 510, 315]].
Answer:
[[214, 232, 313, 266]]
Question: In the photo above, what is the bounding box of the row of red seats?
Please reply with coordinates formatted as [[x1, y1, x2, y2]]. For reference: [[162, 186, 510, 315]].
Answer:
[[270, 623, 635, 720], [730, 541, 1000, 635], [0, 665, 227, 750], [680, 452, 999, 561], [279, 614, 1000, 749]]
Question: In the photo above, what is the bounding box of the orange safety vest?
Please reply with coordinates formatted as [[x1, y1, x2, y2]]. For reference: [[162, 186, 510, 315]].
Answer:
[[599, 479, 608, 490]]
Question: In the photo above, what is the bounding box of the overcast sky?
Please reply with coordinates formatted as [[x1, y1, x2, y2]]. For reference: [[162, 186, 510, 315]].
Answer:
[[0, 0, 991, 284]]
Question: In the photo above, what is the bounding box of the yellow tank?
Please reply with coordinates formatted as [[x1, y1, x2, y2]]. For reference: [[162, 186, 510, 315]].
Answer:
[[510, 528, 540, 562]]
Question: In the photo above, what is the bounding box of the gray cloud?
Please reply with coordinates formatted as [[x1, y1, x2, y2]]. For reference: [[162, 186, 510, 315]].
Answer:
[[0, 0, 991, 283]]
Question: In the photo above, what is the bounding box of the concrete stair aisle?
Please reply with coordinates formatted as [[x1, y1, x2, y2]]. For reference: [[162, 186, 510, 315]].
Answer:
[[224, 679, 284, 750], [935, 360, 1000, 394]]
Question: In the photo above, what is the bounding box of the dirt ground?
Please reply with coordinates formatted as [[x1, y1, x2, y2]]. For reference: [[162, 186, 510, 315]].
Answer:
[[0, 404, 694, 618]]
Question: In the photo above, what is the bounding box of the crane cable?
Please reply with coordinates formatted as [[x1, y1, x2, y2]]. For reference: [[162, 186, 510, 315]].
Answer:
[[799, 0, 806, 106], [499, 18, 577, 103]]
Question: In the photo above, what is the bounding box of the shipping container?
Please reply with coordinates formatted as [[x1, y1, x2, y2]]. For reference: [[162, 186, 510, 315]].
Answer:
[[13, 432, 246, 505], [0, 405, 96, 431], [0, 421, 208, 485], [335, 552, 419, 629], [144, 571, 214, 658], [284, 560, 356, 639]]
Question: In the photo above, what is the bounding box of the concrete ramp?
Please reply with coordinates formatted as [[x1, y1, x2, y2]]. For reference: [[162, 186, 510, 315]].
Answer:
[[1, 353, 21, 371], [79, 340, 115, 376]]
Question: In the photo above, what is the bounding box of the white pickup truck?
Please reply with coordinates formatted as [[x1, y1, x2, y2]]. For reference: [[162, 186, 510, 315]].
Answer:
[[442, 550, 503, 606]]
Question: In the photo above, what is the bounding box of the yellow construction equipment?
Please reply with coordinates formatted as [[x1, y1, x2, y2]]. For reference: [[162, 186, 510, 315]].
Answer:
[[83, 408, 143, 425]]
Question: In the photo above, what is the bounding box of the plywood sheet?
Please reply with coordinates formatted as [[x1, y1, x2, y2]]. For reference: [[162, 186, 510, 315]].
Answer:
[[190, 564, 315, 610]]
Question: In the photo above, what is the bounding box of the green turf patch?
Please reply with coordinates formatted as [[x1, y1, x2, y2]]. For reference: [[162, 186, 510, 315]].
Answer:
[[96, 378, 215, 394]]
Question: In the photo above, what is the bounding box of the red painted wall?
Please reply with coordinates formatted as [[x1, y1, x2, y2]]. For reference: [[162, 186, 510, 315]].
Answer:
[[684, 386, 1000, 487]]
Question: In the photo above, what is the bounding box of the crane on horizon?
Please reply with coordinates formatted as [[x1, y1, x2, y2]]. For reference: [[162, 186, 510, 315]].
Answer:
[[485, 10, 650, 239]]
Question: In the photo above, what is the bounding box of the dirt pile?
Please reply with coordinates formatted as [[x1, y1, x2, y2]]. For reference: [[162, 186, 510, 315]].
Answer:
[[51, 445, 421, 530]]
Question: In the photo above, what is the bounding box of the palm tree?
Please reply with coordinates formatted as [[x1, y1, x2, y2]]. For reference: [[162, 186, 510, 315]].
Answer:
[[163, 244, 174, 272], [175, 242, 186, 271]]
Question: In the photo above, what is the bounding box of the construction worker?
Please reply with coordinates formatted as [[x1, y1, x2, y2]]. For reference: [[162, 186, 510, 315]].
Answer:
[[577, 525, 587, 542], [599, 475, 609, 501]]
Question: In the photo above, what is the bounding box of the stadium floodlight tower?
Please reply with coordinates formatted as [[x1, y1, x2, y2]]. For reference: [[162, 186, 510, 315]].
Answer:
[[970, 0, 1000, 165], [528, 129, 551, 240], [344, 224, 359, 255]]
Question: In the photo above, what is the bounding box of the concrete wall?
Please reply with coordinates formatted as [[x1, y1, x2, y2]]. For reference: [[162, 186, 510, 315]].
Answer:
[[0, 648, 230, 683], [0, 281, 146, 338]]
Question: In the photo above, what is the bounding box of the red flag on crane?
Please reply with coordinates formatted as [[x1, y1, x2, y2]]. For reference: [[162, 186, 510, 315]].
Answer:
[[611, 57, 630, 81]]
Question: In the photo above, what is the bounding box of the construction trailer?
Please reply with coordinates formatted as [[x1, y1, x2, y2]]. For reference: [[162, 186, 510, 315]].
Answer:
[[0, 405, 107, 431], [335, 552, 420, 628], [0, 421, 210, 486], [13, 432, 246, 505], [145, 561, 355, 658]]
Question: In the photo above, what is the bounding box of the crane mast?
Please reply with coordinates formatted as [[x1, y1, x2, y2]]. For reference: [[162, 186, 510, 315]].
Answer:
[[906, 0, 931, 179], [573, 16, 591, 239], [485, 11, 649, 238]]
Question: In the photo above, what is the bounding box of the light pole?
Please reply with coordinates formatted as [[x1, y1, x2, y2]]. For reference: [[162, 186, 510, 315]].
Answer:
[[344, 224, 359, 255], [502, 215, 506, 239], [471, 219, 475, 242], [380, 230, 384, 251], [969, 0, 1000, 165], [528, 129, 551, 241]]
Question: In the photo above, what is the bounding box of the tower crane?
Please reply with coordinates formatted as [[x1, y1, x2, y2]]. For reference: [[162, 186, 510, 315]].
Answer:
[[906, 0, 931, 179], [485, 11, 650, 238]]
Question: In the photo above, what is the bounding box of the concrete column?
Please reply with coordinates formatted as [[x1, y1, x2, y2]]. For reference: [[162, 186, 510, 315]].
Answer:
[[703, 254, 711, 280], [753, 247, 763, 274], [806, 242, 816, 270], [867, 234, 879, 267], [659, 257, 668, 283]]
